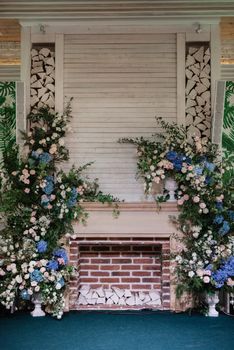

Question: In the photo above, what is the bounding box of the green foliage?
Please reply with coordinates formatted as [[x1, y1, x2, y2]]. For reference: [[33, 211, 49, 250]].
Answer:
[[121, 118, 234, 308], [0, 82, 16, 165], [0, 102, 118, 318]]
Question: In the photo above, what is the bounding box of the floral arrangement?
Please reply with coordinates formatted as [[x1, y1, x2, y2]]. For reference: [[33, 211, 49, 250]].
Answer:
[[0, 100, 117, 318], [120, 118, 234, 302]]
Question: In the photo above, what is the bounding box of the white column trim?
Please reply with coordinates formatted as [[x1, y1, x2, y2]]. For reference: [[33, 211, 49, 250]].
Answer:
[[210, 23, 221, 119], [55, 33, 64, 114], [20, 26, 31, 127], [176, 32, 185, 125]]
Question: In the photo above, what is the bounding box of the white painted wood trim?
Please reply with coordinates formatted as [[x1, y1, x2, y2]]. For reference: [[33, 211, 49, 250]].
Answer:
[[176, 33, 185, 125], [185, 31, 210, 42], [72, 202, 178, 237], [16, 82, 25, 144], [210, 23, 221, 119], [55, 33, 64, 114], [20, 26, 31, 126], [31, 33, 56, 43], [20, 18, 219, 30]]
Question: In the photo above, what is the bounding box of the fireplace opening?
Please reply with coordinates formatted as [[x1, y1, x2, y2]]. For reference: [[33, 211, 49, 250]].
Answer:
[[69, 237, 170, 310]]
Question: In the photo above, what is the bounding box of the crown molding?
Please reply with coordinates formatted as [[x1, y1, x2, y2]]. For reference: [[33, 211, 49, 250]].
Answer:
[[2, 1, 234, 20]]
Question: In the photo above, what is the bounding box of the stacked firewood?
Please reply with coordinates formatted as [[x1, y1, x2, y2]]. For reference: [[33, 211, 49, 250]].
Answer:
[[185, 46, 211, 141], [30, 47, 55, 111], [77, 286, 161, 307]]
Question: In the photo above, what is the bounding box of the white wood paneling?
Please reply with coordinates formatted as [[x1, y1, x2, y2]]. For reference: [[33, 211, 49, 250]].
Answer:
[[0, 65, 20, 80], [221, 65, 234, 80], [176, 33, 185, 125], [64, 33, 177, 201], [210, 23, 221, 119]]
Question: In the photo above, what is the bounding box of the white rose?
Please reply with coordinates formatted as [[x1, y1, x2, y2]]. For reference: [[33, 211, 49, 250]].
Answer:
[[188, 271, 195, 278], [58, 138, 65, 146], [16, 275, 23, 284]]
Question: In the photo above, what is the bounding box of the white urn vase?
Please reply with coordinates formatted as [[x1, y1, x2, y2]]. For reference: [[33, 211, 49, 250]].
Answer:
[[31, 293, 45, 317], [164, 177, 178, 202], [206, 291, 219, 317]]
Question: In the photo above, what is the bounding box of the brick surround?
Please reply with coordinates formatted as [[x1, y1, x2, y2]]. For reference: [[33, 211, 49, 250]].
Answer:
[[69, 237, 171, 310]]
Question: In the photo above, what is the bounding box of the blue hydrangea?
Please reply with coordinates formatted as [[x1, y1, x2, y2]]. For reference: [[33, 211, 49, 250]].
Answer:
[[228, 210, 234, 221], [58, 277, 65, 288], [213, 215, 224, 225], [212, 269, 227, 288], [205, 176, 213, 185], [47, 260, 59, 271], [173, 156, 183, 171], [30, 269, 44, 282], [211, 256, 234, 288], [67, 187, 78, 208], [20, 289, 30, 300], [216, 202, 223, 211], [41, 195, 50, 206], [194, 166, 203, 176], [205, 161, 216, 172], [224, 256, 234, 276], [31, 151, 39, 159], [36, 240, 48, 253], [166, 151, 177, 162], [53, 248, 68, 264], [43, 176, 54, 195], [218, 221, 230, 236], [39, 152, 52, 164]]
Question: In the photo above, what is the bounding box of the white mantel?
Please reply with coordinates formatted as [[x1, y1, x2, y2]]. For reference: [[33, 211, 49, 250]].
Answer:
[[73, 202, 179, 237]]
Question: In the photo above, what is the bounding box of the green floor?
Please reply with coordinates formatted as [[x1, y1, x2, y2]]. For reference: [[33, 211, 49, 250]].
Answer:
[[0, 311, 233, 350]]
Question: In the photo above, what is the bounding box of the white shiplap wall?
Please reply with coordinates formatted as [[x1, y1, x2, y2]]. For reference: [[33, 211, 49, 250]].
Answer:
[[0, 66, 20, 81], [63, 33, 177, 201]]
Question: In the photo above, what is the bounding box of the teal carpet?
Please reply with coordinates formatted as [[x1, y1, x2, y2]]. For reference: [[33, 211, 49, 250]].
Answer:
[[0, 311, 233, 350]]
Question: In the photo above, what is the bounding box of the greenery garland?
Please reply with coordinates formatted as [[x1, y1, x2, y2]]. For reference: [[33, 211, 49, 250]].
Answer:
[[0, 101, 118, 318], [120, 117, 234, 306]]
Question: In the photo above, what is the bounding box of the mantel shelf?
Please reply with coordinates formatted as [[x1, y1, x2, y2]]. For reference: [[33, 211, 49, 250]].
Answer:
[[80, 201, 178, 212], [74, 202, 179, 237]]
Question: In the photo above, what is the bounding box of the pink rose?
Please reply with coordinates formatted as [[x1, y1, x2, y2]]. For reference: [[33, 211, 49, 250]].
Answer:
[[24, 188, 30, 193], [203, 276, 210, 283], [204, 270, 211, 276], [183, 194, 189, 201], [22, 169, 29, 176], [30, 217, 36, 224], [57, 258, 65, 265], [177, 199, 184, 206], [199, 202, 206, 209], [227, 278, 234, 287], [193, 196, 200, 203], [153, 176, 160, 184], [196, 269, 204, 277]]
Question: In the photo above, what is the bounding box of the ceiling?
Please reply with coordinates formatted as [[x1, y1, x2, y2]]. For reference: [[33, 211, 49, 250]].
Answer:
[[1, 1, 234, 20]]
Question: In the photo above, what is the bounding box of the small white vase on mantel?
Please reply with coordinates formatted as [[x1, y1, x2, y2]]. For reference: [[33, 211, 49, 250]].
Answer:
[[31, 293, 45, 317], [206, 291, 219, 317], [164, 177, 178, 202]]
